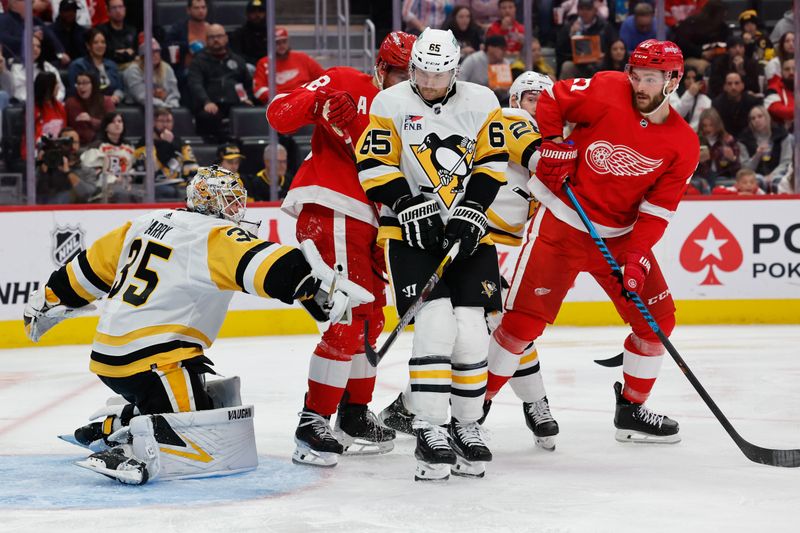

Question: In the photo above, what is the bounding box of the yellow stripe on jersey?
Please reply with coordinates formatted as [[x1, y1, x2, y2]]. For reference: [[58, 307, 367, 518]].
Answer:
[[502, 114, 542, 168], [252, 245, 294, 298], [356, 114, 404, 192], [85, 222, 131, 288], [409, 370, 452, 379], [93, 324, 213, 348], [519, 351, 539, 365], [65, 262, 97, 303], [473, 107, 509, 184], [89, 346, 204, 377], [451, 372, 488, 384], [486, 207, 526, 234], [206, 225, 273, 291]]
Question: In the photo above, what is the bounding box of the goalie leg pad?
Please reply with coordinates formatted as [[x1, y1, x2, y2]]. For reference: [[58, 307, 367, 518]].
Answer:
[[204, 376, 243, 409]]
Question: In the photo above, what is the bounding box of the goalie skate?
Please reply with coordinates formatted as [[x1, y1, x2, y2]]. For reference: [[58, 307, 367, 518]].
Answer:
[[334, 403, 395, 455], [448, 419, 492, 478], [75, 446, 149, 485], [413, 420, 456, 482], [523, 397, 559, 451], [613, 382, 680, 444]]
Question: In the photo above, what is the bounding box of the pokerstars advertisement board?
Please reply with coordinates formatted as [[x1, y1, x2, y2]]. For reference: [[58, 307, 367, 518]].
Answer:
[[0, 198, 798, 324]]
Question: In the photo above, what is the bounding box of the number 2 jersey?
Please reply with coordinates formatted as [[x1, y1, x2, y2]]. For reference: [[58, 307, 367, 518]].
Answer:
[[44, 209, 307, 378], [486, 107, 542, 247], [356, 80, 508, 245], [534, 71, 700, 252]]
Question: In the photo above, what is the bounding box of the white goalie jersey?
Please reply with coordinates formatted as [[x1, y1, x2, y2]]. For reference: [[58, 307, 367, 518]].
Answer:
[[356, 80, 508, 245], [486, 107, 542, 246]]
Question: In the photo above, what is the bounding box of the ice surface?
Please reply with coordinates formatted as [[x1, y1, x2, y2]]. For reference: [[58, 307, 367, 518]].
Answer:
[[1, 326, 799, 532]]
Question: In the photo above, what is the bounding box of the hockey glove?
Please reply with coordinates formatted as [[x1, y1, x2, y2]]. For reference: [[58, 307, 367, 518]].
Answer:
[[536, 139, 578, 192], [295, 240, 375, 324], [394, 195, 444, 250], [313, 86, 358, 130], [443, 200, 488, 259], [617, 251, 651, 295], [23, 287, 95, 342]]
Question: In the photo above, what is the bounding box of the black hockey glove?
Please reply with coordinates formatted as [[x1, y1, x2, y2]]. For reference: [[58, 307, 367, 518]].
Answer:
[[394, 194, 444, 250], [443, 200, 488, 260]]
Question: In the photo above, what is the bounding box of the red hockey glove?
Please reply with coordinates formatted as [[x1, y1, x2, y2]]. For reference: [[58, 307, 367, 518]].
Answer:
[[313, 86, 357, 130], [618, 251, 651, 294], [536, 139, 578, 192]]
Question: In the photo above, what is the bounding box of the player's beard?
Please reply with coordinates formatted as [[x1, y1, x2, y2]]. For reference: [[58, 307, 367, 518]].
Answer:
[[633, 90, 666, 114]]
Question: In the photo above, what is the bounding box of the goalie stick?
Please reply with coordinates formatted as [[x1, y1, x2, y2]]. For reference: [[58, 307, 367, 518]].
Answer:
[[364, 241, 461, 367], [563, 179, 800, 468]]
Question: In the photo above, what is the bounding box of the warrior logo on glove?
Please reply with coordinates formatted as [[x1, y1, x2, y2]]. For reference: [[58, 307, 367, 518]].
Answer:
[[412, 133, 476, 207]]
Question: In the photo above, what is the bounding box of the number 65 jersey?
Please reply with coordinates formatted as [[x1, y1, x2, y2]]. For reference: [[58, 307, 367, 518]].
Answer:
[[44, 209, 301, 378], [356, 80, 508, 245]]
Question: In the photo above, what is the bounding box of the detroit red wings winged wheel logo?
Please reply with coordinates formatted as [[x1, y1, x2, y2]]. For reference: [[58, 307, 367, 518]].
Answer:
[[584, 140, 663, 176], [679, 214, 743, 285]]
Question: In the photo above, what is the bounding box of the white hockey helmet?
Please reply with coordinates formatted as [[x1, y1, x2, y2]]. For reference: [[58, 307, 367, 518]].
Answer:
[[409, 28, 460, 97], [510, 71, 553, 107], [186, 165, 247, 224]]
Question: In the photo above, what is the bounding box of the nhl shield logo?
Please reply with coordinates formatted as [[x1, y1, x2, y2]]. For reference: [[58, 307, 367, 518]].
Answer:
[[51, 225, 85, 267]]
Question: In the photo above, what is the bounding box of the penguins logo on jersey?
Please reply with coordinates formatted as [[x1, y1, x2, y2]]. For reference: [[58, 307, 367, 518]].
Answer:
[[412, 133, 476, 208]]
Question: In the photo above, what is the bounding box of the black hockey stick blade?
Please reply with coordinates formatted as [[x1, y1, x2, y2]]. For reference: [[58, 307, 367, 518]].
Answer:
[[364, 241, 461, 367], [594, 352, 623, 367], [564, 180, 800, 468]]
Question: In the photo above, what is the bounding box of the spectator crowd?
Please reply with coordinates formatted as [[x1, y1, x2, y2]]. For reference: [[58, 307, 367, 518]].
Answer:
[[0, 0, 795, 204]]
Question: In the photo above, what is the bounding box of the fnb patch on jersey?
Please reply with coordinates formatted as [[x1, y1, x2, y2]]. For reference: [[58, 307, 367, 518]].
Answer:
[[403, 115, 424, 130]]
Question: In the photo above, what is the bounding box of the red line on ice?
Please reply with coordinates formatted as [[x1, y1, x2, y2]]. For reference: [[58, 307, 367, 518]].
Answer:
[[0, 379, 101, 437]]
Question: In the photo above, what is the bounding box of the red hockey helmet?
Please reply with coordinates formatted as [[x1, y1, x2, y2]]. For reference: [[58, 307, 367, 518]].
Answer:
[[375, 31, 416, 88], [626, 39, 684, 80]]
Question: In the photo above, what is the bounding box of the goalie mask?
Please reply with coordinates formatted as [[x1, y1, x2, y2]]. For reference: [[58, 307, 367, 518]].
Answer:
[[186, 165, 247, 225], [409, 28, 460, 102]]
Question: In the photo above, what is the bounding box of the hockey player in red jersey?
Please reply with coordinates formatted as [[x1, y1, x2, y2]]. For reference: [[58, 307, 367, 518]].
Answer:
[[486, 40, 700, 444], [266, 31, 416, 467]]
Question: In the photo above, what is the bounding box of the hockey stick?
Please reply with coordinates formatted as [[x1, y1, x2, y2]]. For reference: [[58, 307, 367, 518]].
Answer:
[[364, 241, 461, 367], [594, 352, 623, 367], [563, 179, 800, 468]]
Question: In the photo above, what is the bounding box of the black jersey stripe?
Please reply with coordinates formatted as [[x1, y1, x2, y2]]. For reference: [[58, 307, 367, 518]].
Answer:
[[78, 251, 112, 293]]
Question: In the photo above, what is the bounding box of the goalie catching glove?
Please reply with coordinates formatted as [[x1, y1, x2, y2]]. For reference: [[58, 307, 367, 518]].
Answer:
[[23, 288, 95, 342], [294, 239, 375, 324], [443, 200, 487, 259]]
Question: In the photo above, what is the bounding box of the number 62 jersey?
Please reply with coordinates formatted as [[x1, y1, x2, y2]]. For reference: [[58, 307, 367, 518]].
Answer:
[[356, 80, 508, 244], [43, 209, 302, 378]]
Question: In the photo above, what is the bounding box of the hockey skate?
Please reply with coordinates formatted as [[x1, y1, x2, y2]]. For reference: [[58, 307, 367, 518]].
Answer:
[[523, 397, 559, 451], [448, 418, 492, 478], [293, 408, 344, 467], [613, 382, 680, 444], [334, 403, 395, 455], [413, 420, 456, 482], [378, 393, 415, 435], [75, 445, 149, 485]]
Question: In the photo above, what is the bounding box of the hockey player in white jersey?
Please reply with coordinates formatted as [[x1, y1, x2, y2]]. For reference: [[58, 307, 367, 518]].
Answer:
[[356, 28, 509, 481], [483, 71, 560, 451], [23, 166, 374, 485], [378, 72, 560, 450]]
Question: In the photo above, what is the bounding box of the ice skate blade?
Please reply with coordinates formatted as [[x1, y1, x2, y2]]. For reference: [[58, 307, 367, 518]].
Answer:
[[615, 429, 681, 444], [292, 441, 339, 467], [451, 456, 486, 478], [74, 458, 147, 485], [535, 436, 556, 451], [340, 436, 395, 456], [414, 461, 451, 481], [58, 434, 111, 453]]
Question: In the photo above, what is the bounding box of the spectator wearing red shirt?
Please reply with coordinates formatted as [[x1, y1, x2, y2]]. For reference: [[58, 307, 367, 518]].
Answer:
[[65, 72, 116, 145], [486, 0, 525, 57], [253, 27, 324, 104], [23, 71, 67, 160], [764, 58, 795, 132]]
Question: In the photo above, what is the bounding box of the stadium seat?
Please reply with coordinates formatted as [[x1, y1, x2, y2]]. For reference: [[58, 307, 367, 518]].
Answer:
[[191, 144, 219, 166], [155, 1, 186, 30], [2, 106, 24, 169], [170, 107, 196, 139], [230, 107, 271, 139], [210, 1, 248, 27], [116, 106, 145, 139]]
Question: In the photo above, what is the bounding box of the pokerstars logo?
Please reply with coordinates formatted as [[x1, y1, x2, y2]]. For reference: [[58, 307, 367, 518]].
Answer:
[[679, 214, 743, 285]]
